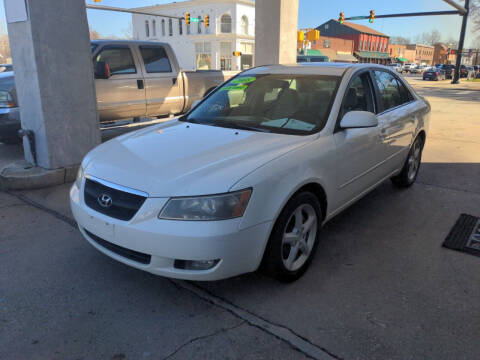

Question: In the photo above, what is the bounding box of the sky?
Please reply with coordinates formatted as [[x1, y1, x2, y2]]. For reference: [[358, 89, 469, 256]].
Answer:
[[0, 0, 476, 46]]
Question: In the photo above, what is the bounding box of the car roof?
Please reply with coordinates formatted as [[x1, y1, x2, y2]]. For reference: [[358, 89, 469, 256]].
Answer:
[[244, 63, 383, 77]]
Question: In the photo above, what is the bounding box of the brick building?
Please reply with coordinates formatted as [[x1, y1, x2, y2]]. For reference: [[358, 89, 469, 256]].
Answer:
[[406, 44, 434, 65], [298, 33, 357, 62], [388, 44, 416, 63], [316, 20, 389, 64]]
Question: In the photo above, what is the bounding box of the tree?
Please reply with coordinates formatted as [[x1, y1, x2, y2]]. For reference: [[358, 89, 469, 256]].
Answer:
[[471, 0, 480, 43], [390, 36, 411, 45], [415, 30, 441, 45], [444, 37, 459, 49], [89, 28, 102, 40]]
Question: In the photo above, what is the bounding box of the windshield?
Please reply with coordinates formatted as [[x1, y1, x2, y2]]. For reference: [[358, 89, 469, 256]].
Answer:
[[181, 74, 340, 135]]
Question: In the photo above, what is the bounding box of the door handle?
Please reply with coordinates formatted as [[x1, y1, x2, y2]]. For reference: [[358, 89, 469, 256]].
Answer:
[[172, 77, 177, 85], [137, 79, 144, 90]]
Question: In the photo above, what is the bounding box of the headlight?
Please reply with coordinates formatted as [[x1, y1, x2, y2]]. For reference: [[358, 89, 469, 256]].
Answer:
[[0, 90, 15, 108], [159, 189, 252, 221], [75, 166, 84, 188]]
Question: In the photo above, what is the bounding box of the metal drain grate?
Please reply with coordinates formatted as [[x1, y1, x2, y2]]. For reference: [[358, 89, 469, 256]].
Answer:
[[443, 214, 480, 257]]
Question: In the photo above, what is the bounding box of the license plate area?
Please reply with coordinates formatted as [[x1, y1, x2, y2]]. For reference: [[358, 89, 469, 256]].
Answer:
[[85, 214, 115, 240]]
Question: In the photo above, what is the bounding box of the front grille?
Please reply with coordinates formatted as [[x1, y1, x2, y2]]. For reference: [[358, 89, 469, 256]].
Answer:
[[84, 229, 151, 265], [84, 178, 146, 221]]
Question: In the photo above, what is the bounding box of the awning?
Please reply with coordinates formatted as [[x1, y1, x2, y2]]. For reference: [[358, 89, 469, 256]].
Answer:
[[335, 53, 358, 62], [396, 57, 408, 62], [354, 51, 389, 59], [298, 49, 325, 56]]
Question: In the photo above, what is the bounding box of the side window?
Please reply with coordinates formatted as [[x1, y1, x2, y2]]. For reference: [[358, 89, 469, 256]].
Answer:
[[94, 46, 136, 75], [340, 72, 375, 118], [140, 46, 172, 73], [373, 71, 408, 112]]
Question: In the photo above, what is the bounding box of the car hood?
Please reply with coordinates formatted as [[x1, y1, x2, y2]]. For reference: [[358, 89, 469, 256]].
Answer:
[[84, 120, 312, 197]]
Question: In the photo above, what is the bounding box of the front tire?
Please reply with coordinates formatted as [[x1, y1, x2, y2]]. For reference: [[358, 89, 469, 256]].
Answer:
[[262, 192, 322, 282], [391, 135, 424, 188]]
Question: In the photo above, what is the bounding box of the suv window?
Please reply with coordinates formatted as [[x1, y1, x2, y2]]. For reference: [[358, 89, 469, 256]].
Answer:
[[94, 46, 136, 75], [140, 46, 172, 73], [340, 72, 375, 118], [373, 71, 410, 112]]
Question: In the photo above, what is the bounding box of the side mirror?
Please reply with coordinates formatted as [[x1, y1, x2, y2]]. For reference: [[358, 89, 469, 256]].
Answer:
[[340, 111, 378, 129], [95, 61, 111, 79]]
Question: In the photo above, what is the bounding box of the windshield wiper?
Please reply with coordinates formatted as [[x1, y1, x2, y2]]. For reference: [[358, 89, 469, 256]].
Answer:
[[213, 121, 271, 133]]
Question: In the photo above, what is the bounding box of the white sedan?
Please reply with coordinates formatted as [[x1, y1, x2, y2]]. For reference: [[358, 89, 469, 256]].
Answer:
[[71, 63, 430, 282]]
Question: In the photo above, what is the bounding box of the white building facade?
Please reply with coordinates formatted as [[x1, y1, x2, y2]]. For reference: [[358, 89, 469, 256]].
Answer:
[[132, 0, 255, 71]]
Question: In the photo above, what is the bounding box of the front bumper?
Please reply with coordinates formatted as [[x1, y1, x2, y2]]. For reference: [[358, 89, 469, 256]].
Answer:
[[0, 107, 20, 142], [70, 183, 271, 281]]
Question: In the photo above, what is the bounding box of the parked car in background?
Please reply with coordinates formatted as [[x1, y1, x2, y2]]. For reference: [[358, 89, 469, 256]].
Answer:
[[474, 65, 480, 78], [460, 65, 469, 78], [0, 64, 13, 73], [297, 55, 329, 63], [411, 65, 426, 74], [387, 63, 403, 73], [0, 40, 236, 144], [0, 72, 20, 144], [403, 63, 415, 73], [71, 63, 430, 282], [442, 64, 455, 79], [423, 67, 446, 81]]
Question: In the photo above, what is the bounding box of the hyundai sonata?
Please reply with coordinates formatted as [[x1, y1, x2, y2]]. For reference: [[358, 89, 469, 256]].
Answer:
[[71, 63, 430, 282]]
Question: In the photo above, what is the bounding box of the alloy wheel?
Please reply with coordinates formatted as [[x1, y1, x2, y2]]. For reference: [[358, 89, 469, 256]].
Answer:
[[407, 138, 422, 181], [281, 204, 318, 271]]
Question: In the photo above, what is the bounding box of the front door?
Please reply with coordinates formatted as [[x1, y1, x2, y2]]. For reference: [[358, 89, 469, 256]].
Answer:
[[332, 71, 385, 211], [94, 45, 146, 122], [137, 45, 183, 117], [372, 70, 416, 173]]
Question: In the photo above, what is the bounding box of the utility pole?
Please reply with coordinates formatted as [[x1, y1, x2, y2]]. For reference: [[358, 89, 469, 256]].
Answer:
[[452, 0, 470, 84]]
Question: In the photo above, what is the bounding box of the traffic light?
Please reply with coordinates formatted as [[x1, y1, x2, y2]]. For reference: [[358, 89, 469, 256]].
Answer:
[[369, 10, 375, 23], [297, 30, 304, 42], [306, 29, 320, 42], [339, 12, 345, 24], [185, 12, 190, 25], [204, 15, 209, 27], [93, 0, 101, 2], [232, 51, 242, 57]]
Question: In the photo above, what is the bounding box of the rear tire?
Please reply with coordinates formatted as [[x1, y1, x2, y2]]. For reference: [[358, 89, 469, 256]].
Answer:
[[262, 192, 322, 282], [391, 135, 424, 188]]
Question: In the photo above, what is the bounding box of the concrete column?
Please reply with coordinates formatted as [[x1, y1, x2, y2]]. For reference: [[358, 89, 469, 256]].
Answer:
[[5, 0, 100, 169], [254, 0, 299, 66]]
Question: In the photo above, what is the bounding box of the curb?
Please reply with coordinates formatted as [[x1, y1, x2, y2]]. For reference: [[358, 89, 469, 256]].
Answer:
[[0, 160, 78, 190]]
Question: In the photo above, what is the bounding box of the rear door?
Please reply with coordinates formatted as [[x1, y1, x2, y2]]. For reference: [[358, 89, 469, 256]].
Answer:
[[94, 44, 146, 121], [333, 70, 385, 210], [372, 70, 416, 173], [137, 45, 183, 117]]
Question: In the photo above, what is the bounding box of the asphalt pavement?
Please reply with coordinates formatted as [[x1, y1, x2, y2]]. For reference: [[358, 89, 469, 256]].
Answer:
[[1, 78, 479, 360]]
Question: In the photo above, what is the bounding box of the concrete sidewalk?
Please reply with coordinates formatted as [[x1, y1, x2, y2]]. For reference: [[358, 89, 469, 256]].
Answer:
[[1, 78, 479, 360]]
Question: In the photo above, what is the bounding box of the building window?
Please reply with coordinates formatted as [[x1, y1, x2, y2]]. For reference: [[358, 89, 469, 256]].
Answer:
[[145, 20, 150, 37], [240, 42, 254, 70], [178, 19, 183, 35], [152, 20, 156, 37], [323, 39, 331, 48], [195, 42, 211, 70], [221, 14, 232, 33], [241, 15, 249, 35], [187, 22, 191, 35], [220, 42, 232, 70], [169, 18, 173, 36], [360, 40, 363, 50], [197, 17, 202, 34], [161, 19, 165, 36], [325, 24, 329, 30]]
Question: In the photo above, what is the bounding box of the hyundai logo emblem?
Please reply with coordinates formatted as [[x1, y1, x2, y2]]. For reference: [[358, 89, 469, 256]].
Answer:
[[97, 193, 113, 208]]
